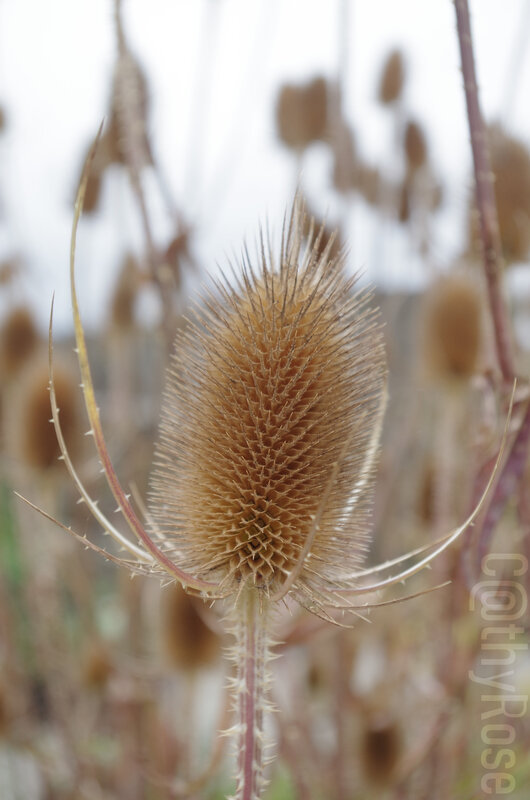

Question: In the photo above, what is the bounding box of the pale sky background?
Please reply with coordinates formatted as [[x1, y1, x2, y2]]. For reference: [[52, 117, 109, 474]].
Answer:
[[0, 0, 530, 333]]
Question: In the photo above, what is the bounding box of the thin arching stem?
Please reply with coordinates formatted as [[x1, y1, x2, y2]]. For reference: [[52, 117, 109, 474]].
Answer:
[[69, 129, 219, 595]]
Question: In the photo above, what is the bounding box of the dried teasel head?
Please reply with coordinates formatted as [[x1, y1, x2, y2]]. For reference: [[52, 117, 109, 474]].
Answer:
[[148, 207, 387, 605], [162, 584, 220, 671], [422, 273, 483, 382], [8, 357, 82, 473], [0, 306, 40, 380], [404, 119, 428, 172], [468, 124, 530, 264], [276, 76, 329, 151], [377, 49, 405, 106]]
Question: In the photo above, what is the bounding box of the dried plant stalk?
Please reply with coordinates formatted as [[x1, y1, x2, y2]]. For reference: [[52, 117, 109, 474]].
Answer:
[[454, 0, 515, 383]]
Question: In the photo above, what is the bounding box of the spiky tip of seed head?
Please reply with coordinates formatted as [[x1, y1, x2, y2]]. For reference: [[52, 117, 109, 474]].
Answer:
[[149, 202, 387, 604]]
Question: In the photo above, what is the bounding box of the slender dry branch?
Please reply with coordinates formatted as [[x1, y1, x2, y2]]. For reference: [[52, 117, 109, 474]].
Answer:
[[454, 0, 516, 383]]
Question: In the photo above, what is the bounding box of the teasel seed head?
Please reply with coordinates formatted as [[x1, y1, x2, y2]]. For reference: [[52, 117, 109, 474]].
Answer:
[[162, 584, 220, 671], [8, 357, 82, 473], [404, 119, 428, 172], [149, 205, 387, 607], [422, 273, 482, 382], [0, 306, 40, 380], [378, 49, 405, 106], [276, 77, 329, 151], [467, 124, 530, 263]]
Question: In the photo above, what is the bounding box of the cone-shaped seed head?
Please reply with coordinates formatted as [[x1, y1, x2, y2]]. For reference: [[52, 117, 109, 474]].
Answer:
[[469, 124, 530, 264], [404, 120, 427, 172], [10, 359, 82, 472], [378, 49, 405, 106], [149, 209, 386, 601], [276, 77, 329, 151], [422, 274, 482, 380]]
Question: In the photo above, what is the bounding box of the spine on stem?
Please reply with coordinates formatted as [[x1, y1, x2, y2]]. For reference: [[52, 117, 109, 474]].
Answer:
[[226, 590, 274, 800]]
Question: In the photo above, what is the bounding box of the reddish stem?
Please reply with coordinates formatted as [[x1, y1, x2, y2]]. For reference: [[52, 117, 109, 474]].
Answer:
[[454, 0, 516, 383]]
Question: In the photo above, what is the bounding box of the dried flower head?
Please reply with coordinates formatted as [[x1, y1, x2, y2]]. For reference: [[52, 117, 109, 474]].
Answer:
[[0, 306, 39, 379], [149, 211, 386, 606], [404, 119, 428, 172], [276, 77, 329, 151], [10, 358, 81, 473], [162, 585, 220, 671], [422, 273, 482, 381], [378, 49, 405, 106], [482, 125, 530, 263]]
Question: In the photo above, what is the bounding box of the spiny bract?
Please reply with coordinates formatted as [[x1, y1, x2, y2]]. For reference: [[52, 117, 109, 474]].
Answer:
[[149, 210, 387, 609]]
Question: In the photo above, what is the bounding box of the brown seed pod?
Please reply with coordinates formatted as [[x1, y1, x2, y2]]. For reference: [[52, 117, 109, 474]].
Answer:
[[404, 119, 428, 172], [378, 49, 405, 105], [422, 274, 482, 381], [276, 76, 329, 151], [361, 719, 402, 784], [469, 125, 530, 263], [10, 358, 82, 473], [162, 585, 220, 671], [0, 306, 39, 379], [149, 209, 386, 600]]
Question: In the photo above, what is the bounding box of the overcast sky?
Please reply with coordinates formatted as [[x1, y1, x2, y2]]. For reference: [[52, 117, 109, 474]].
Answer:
[[1, 0, 529, 333]]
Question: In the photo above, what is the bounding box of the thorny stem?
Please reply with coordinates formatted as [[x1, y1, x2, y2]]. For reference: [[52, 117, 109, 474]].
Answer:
[[229, 590, 273, 800], [454, 0, 516, 383]]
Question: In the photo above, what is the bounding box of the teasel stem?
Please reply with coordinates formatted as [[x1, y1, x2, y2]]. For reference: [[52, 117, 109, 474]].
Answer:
[[228, 589, 273, 800], [454, 0, 516, 384]]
